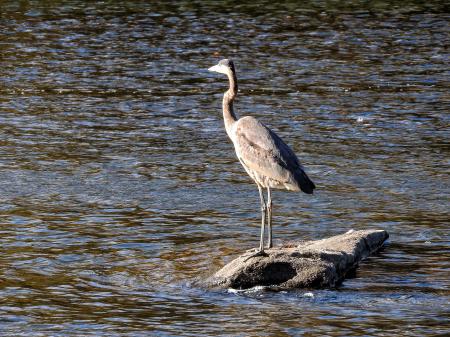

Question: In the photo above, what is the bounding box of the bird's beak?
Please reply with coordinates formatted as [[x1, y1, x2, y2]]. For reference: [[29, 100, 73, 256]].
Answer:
[[208, 64, 221, 73]]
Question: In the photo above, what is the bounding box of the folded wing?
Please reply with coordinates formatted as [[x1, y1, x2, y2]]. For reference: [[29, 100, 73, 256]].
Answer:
[[234, 116, 315, 194]]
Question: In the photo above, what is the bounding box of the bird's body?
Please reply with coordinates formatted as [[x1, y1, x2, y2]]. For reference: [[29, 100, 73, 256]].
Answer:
[[208, 59, 315, 256], [232, 116, 315, 193]]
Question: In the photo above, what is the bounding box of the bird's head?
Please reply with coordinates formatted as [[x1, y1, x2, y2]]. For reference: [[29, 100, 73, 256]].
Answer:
[[208, 59, 235, 75]]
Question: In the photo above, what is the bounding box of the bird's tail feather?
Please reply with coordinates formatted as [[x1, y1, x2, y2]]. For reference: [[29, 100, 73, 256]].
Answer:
[[295, 170, 315, 194]]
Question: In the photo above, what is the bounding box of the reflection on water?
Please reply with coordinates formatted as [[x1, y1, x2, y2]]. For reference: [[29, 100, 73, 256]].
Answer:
[[0, 1, 449, 336]]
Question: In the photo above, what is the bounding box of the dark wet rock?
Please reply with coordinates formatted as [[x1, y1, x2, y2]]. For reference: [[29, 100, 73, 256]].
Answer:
[[202, 229, 389, 290]]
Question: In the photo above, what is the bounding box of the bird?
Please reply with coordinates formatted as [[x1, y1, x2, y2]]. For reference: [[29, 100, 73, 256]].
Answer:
[[208, 59, 315, 258]]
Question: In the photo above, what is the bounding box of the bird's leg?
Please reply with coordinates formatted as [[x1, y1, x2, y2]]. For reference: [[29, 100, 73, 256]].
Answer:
[[258, 184, 267, 252], [267, 187, 273, 249], [244, 185, 268, 261]]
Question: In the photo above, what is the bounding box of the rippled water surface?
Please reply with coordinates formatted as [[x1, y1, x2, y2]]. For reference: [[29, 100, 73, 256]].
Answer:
[[0, 1, 449, 336]]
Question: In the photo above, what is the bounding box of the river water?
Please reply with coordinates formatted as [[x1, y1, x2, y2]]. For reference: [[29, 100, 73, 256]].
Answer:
[[0, 1, 449, 336]]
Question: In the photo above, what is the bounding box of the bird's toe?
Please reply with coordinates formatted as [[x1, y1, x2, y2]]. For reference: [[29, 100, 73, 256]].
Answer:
[[243, 249, 268, 262]]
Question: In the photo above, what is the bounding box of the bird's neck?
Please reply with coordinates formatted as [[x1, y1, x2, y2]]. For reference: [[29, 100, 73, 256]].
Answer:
[[223, 70, 238, 138]]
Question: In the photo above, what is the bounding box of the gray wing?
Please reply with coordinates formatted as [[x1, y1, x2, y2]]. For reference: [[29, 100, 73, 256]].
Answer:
[[234, 116, 315, 193]]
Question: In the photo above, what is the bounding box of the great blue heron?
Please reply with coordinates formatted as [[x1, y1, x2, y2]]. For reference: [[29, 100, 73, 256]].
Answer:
[[208, 59, 315, 257]]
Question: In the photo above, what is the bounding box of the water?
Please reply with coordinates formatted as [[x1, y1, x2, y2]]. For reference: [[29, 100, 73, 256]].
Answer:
[[0, 1, 449, 336]]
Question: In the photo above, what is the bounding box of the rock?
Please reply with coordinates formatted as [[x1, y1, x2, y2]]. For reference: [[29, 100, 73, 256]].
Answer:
[[202, 229, 388, 290]]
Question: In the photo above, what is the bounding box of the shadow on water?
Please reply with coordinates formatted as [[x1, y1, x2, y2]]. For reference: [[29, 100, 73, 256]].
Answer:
[[0, 0, 449, 336]]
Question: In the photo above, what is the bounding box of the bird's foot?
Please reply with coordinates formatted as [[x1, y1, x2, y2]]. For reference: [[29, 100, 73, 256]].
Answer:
[[243, 249, 268, 262]]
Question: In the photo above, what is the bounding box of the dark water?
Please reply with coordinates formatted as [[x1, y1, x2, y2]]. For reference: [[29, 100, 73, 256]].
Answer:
[[0, 1, 449, 336]]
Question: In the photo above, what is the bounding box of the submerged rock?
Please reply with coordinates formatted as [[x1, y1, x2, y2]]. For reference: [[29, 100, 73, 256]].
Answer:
[[202, 229, 389, 290]]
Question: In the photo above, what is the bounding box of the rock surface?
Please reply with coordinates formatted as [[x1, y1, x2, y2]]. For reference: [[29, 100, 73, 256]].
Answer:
[[202, 229, 389, 290]]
